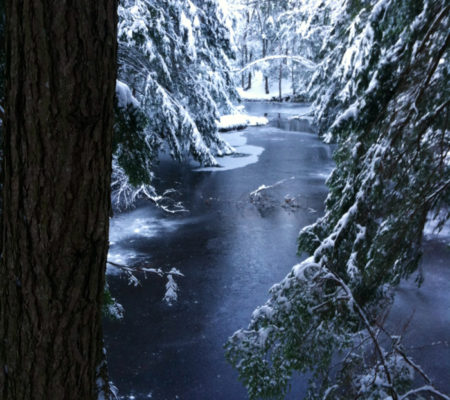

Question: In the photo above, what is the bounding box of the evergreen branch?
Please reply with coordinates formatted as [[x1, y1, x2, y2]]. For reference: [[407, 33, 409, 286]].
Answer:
[[325, 270, 398, 400], [414, 5, 449, 60], [425, 180, 450, 205]]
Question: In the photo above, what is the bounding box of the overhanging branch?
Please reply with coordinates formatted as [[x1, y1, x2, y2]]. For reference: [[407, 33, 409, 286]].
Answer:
[[232, 55, 316, 73]]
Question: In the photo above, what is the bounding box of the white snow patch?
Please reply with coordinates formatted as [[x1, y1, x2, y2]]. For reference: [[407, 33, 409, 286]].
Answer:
[[116, 80, 140, 109], [180, 11, 196, 57], [331, 101, 359, 130], [163, 273, 179, 305], [217, 114, 268, 131], [293, 257, 319, 281], [237, 71, 294, 101], [194, 129, 264, 172], [252, 305, 274, 320], [106, 300, 124, 320], [257, 326, 273, 347], [107, 250, 140, 274]]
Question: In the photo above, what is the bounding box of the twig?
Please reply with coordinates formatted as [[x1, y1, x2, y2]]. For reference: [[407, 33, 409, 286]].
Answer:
[[399, 385, 450, 400], [250, 176, 296, 197], [325, 270, 398, 399], [393, 345, 431, 385]]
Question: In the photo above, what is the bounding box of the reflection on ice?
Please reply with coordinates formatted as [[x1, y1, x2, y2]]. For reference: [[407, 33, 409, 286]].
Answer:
[[309, 170, 333, 181], [110, 212, 187, 243], [108, 208, 197, 274], [107, 251, 142, 275]]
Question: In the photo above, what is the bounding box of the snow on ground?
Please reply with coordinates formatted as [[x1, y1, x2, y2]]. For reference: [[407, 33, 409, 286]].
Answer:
[[289, 114, 314, 122], [195, 128, 264, 172], [237, 71, 294, 101], [217, 113, 268, 131]]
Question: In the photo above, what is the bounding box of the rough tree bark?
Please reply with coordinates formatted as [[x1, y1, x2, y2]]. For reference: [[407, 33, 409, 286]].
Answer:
[[0, 1, 117, 399]]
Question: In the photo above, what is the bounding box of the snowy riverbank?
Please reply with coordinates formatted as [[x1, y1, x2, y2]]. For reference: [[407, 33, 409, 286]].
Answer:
[[236, 71, 295, 101], [217, 113, 268, 132]]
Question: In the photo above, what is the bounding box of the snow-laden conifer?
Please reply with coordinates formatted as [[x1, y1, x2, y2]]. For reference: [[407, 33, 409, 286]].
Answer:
[[113, 0, 237, 208], [226, 1, 449, 398]]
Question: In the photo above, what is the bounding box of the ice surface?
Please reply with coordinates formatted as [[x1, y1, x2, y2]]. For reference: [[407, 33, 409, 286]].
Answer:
[[107, 208, 197, 273], [194, 129, 264, 172]]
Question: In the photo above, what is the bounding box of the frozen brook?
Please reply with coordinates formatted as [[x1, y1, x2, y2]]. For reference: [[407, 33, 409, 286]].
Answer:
[[104, 102, 449, 399]]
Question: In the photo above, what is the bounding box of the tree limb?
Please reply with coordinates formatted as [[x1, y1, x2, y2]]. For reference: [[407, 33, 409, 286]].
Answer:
[[232, 54, 316, 73]]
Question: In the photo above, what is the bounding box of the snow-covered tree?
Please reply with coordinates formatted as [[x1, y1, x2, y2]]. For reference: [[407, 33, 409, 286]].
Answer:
[[226, 0, 449, 398], [113, 0, 238, 208], [232, 0, 338, 99], [276, 0, 341, 98], [0, 1, 237, 210], [228, 0, 256, 90], [232, 0, 291, 95]]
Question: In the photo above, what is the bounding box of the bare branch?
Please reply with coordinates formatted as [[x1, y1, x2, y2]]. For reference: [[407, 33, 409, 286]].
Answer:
[[399, 385, 450, 400], [325, 270, 398, 399]]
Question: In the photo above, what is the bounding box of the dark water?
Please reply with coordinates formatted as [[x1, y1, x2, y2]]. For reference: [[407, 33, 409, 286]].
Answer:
[[387, 237, 450, 392], [103, 102, 449, 399]]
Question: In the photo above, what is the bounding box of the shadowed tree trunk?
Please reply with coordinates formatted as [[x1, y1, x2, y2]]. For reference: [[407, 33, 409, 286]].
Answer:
[[0, 1, 118, 399], [278, 53, 283, 101], [263, 37, 269, 94], [246, 50, 253, 90], [241, 10, 249, 89], [244, 10, 252, 90], [241, 44, 246, 88], [279, 47, 288, 101]]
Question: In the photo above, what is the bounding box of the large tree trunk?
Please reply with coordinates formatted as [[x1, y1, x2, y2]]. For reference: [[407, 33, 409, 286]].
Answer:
[[0, 1, 117, 399]]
